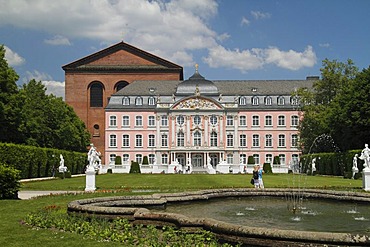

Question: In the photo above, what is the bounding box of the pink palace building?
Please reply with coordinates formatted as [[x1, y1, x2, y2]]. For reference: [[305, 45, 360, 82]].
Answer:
[[104, 66, 314, 174]]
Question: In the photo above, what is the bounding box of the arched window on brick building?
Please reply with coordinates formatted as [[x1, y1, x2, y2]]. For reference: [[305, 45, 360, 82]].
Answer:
[[115, 81, 129, 92], [89, 81, 104, 107]]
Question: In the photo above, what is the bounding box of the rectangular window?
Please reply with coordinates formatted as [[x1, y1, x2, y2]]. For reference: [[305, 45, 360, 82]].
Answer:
[[135, 134, 142, 147], [149, 154, 155, 164], [161, 115, 168, 126], [239, 134, 247, 147], [227, 134, 234, 147], [239, 115, 246, 126], [292, 134, 298, 147], [265, 134, 272, 147], [291, 115, 299, 127], [278, 134, 285, 147], [109, 116, 117, 127], [122, 134, 129, 147], [252, 134, 259, 147], [266, 154, 273, 164], [278, 115, 285, 126], [109, 134, 117, 147], [136, 154, 142, 164], [177, 132, 184, 147], [148, 116, 156, 127], [253, 154, 260, 165], [161, 134, 168, 147], [226, 115, 234, 126], [148, 134, 155, 147], [135, 116, 143, 127], [252, 116, 259, 126], [122, 116, 130, 127], [265, 116, 272, 126], [161, 154, 168, 164]]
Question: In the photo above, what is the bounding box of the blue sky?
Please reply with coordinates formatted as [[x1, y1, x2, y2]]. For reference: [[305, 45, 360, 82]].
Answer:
[[1, 0, 370, 99]]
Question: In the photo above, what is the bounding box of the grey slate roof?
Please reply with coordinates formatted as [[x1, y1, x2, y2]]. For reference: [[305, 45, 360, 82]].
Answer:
[[112, 79, 313, 97]]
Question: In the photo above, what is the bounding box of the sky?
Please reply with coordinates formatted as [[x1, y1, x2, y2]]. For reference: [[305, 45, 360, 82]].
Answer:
[[1, 0, 370, 99]]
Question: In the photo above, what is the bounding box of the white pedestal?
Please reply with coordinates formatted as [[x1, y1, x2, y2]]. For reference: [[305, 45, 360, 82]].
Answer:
[[362, 167, 370, 191], [85, 167, 96, 192]]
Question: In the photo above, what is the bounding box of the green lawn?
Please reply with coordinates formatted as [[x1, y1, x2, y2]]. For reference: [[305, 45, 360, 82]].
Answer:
[[0, 174, 364, 247], [21, 173, 363, 191]]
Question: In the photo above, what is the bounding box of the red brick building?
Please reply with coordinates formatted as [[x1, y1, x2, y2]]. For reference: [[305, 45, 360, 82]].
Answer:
[[63, 42, 183, 153]]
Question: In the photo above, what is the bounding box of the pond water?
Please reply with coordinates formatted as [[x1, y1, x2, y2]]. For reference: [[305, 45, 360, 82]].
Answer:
[[161, 197, 370, 234]]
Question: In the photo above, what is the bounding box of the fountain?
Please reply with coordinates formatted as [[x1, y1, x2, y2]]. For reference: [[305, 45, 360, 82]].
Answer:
[[68, 188, 370, 246]]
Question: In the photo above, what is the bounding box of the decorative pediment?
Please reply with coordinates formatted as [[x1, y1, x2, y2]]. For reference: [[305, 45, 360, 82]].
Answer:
[[173, 97, 221, 110]]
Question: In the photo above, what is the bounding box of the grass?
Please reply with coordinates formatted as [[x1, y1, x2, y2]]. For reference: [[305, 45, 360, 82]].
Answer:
[[0, 173, 364, 247], [21, 173, 363, 192]]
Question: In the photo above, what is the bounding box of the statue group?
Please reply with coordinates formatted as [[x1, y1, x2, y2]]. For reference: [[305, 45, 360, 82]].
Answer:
[[87, 143, 101, 170]]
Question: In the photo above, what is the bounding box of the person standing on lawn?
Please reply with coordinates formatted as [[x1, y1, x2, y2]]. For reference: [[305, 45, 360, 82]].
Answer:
[[257, 165, 264, 189], [252, 165, 259, 188]]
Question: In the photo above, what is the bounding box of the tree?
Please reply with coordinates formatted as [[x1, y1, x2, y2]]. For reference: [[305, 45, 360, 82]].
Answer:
[[0, 45, 20, 143], [17, 80, 90, 152], [298, 59, 359, 153], [327, 66, 370, 150]]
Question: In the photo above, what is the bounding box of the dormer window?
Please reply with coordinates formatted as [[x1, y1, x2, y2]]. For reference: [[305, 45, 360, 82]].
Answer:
[[122, 97, 130, 105], [135, 97, 143, 105], [264, 96, 272, 106], [239, 96, 247, 105], [252, 88, 257, 92], [252, 96, 259, 106], [278, 96, 285, 105], [148, 96, 156, 106]]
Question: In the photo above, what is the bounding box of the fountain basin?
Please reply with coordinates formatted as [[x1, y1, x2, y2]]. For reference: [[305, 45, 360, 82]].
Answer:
[[68, 189, 370, 246]]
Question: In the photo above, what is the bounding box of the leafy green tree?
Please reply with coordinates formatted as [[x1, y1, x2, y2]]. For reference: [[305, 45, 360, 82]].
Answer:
[[327, 66, 370, 150], [0, 45, 20, 143], [298, 59, 359, 153], [17, 80, 90, 152]]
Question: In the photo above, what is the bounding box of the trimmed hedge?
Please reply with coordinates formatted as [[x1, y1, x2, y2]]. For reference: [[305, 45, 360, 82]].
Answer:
[[130, 161, 141, 173], [0, 143, 86, 179], [301, 149, 364, 177], [0, 163, 21, 199]]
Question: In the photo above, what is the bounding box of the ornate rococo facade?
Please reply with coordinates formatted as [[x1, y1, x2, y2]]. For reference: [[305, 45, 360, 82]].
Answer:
[[105, 66, 315, 174]]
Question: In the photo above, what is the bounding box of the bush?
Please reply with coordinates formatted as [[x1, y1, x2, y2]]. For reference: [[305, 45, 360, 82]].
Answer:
[[247, 156, 255, 165], [142, 156, 149, 165], [107, 168, 112, 174], [263, 163, 272, 174], [273, 156, 280, 166], [115, 156, 122, 165], [0, 163, 21, 199], [129, 161, 141, 173]]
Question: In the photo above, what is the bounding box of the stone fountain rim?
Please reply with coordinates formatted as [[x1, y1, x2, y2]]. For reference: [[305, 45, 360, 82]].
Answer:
[[67, 188, 370, 246]]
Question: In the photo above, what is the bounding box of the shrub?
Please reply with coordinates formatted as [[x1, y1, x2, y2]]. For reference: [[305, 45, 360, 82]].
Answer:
[[142, 156, 149, 165], [0, 163, 21, 199], [263, 163, 272, 174], [107, 168, 112, 174], [247, 156, 254, 165], [273, 156, 280, 166], [115, 156, 122, 165], [129, 161, 141, 173]]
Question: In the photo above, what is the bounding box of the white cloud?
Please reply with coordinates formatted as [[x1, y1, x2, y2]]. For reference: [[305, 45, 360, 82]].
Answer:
[[262, 46, 317, 70], [23, 70, 65, 99], [203, 45, 317, 71], [44, 35, 71, 46], [42, 80, 65, 99], [241, 17, 250, 26], [251, 11, 271, 20], [0, 0, 315, 73], [4, 46, 25, 66], [203, 45, 264, 72], [0, 0, 218, 66]]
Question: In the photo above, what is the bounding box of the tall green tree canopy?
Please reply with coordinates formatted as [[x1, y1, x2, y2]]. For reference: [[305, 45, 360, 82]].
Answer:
[[0, 45, 90, 152], [298, 59, 362, 153], [0, 45, 20, 142]]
